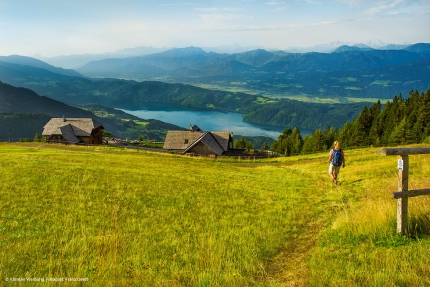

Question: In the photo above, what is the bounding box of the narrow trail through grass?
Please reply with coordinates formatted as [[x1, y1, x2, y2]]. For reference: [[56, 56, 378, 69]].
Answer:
[[1, 143, 429, 286]]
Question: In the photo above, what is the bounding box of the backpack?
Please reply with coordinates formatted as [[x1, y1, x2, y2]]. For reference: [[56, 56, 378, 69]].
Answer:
[[332, 149, 343, 166]]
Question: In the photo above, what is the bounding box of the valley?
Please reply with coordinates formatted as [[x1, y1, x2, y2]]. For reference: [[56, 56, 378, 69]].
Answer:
[[1, 43, 429, 146], [76, 45, 430, 102], [2, 0, 429, 285]]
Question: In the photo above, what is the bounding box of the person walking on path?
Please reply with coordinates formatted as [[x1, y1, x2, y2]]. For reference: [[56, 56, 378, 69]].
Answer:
[[328, 141, 345, 185]]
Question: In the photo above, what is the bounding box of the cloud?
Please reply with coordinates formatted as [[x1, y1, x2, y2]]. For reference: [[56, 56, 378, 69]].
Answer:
[[194, 7, 243, 13], [363, 0, 405, 15], [353, 0, 428, 23], [160, 2, 197, 6], [198, 13, 249, 20], [190, 17, 342, 32], [266, 1, 285, 5], [265, 1, 289, 11], [302, 0, 321, 4]]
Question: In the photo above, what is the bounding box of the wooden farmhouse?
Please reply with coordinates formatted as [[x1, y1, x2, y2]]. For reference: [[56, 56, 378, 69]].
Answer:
[[42, 117, 104, 144], [163, 125, 233, 156]]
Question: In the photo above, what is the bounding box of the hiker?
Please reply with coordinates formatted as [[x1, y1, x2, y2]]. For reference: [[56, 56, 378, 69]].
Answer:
[[328, 141, 345, 185]]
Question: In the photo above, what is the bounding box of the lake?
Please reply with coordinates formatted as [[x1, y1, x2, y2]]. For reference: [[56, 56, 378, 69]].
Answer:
[[120, 107, 312, 139]]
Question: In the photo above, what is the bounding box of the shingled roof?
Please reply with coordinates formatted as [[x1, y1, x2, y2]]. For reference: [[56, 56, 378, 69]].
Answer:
[[163, 128, 232, 156], [51, 124, 81, 144], [42, 117, 104, 137], [163, 130, 206, 150], [183, 132, 225, 155], [211, 132, 231, 151]]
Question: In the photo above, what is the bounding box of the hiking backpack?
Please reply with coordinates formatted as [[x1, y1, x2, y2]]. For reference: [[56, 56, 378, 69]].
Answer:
[[332, 149, 343, 166]]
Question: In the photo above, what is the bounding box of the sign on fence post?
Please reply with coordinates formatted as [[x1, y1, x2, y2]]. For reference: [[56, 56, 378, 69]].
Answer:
[[378, 147, 430, 235], [397, 155, 409, 234]]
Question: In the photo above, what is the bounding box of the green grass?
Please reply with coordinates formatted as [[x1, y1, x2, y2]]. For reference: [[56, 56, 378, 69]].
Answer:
[[133, 120, 149, 127], [189, 83, 382, 105], [346, 97, 382, 104], [344, 87, 362, 91], [370, 80, 402, 87], [252, 97, 277, 104], [193, 84, 261, 96], [1, 143, 429, 286]]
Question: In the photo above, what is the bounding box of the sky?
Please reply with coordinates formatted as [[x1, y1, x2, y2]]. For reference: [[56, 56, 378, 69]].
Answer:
[[0, 0, 429, 57]]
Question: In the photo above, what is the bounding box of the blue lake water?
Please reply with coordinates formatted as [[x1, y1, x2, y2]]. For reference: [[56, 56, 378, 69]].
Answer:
[[120, 107, 312, 139]]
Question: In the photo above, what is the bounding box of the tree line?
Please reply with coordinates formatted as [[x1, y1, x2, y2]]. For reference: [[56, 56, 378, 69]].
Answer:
[[269, 88, 430, 155]]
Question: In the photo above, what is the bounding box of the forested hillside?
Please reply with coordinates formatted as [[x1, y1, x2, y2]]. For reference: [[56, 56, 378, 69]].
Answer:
[[0, 80, 97, 117], [0, 62, 364, 129], [0, 113, 51, 140], [270, 88, 430, 155], [0, 82, 181, 141]]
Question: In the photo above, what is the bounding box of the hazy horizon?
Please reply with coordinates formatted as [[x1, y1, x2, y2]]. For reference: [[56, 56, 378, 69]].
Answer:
[[0, 0, 429, 58]]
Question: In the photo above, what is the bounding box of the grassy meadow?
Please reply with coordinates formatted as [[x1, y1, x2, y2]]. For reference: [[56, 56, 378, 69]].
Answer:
[[0, 143, 429, 286]]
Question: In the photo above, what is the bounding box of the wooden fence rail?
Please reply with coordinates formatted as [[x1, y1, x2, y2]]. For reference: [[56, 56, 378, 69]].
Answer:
[[378, 147, 430, 235], [392, 189, 430, 199]]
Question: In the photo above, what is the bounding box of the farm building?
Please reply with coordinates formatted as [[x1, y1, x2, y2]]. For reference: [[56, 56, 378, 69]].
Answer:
[[163, 125, 233, 156], [42, 117, 104, 144]]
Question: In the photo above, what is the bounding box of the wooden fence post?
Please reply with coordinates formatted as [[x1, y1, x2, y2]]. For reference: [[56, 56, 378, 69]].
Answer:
[[378, 148, 430, 235], [397, 155, 409, 234]]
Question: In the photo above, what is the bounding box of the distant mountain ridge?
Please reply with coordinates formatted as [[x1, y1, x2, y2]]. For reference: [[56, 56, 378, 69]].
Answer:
[[75, 44, 430, 100], [404, 43, 430, 53], [0, 55, 83, 77], [34, 46, 171, 69], [78, 44, 430, 75], [33, 41, 413, 69], [284, 40, 410, 53], [332, 45, 374, 53]]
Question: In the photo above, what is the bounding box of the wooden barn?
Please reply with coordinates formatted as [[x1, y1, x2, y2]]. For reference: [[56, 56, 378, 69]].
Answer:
[[42, 117, 104, 144], [163, 125, 233, 156]]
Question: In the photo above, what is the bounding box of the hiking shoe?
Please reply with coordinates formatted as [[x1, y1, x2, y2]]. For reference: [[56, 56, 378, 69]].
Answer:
[[334, 179, 338, 185]]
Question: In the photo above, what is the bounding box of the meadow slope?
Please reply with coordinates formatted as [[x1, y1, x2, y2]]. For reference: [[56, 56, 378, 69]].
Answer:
[[0, 143, 429, 286]]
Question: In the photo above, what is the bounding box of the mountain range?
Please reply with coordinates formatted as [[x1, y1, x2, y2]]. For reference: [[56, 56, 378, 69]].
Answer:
[[0, 55, 83, 77], [0, 58, 364, 131], [34, 40, 411, 68], [75, 43, 430, 100], [1, 42, 429, 139]]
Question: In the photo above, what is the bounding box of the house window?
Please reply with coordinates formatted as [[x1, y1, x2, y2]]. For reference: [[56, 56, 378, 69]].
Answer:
[[184, 139, 189, 144]]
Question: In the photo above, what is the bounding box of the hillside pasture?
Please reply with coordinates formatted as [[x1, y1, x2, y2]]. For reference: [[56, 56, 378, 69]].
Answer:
[[0, 143, 429, 286]]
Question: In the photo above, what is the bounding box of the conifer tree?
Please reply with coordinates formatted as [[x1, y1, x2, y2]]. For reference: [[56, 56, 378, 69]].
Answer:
[[368, 100, 382, 145], [34, 133, 41, 142], [239, 137, 247, 148], [261, 142, 268, 151], [274, 128, 292, 155], [389, 117, 415, 145], [301, 135, 314, 154], [324, 126, 335, 150], [414, 89, 430, 141], [291, 127, 304, 155], [303, 129, 325, 152], [336, 121, 352, 148], [354, 105, 375, 146]]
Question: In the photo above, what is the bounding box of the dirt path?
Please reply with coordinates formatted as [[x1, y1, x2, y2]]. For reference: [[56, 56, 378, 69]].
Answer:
[[260, 217, 325, 287]]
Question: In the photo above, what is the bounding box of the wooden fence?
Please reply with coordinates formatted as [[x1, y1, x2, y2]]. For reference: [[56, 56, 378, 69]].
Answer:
[[378, 147, 430, 234]]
